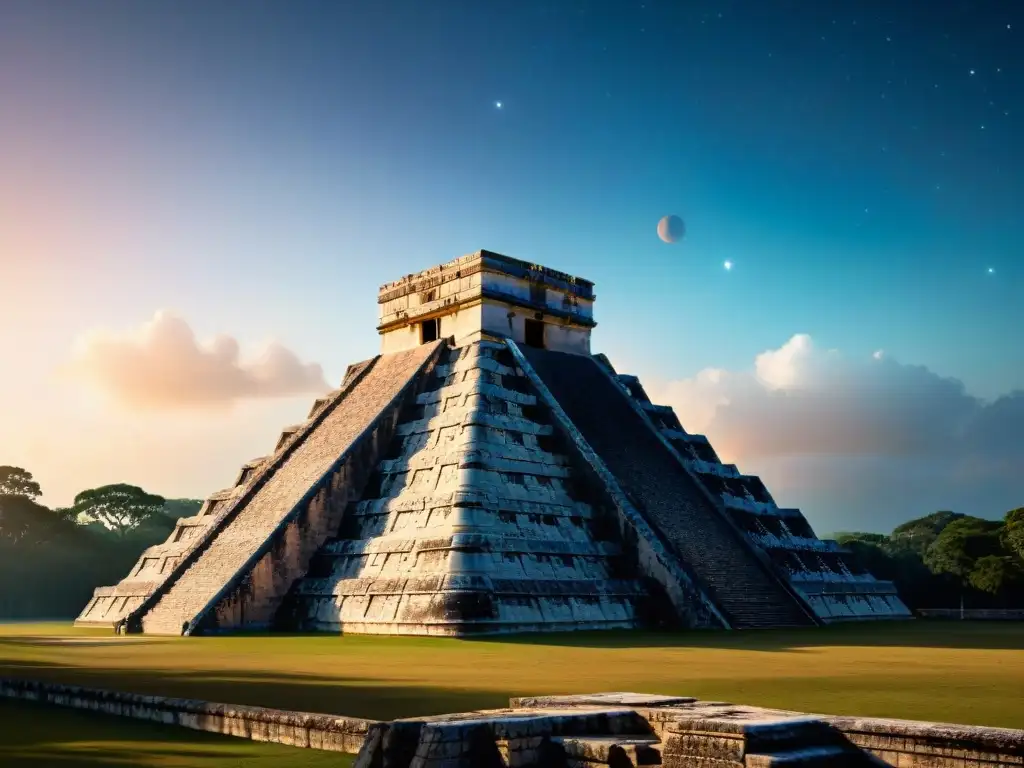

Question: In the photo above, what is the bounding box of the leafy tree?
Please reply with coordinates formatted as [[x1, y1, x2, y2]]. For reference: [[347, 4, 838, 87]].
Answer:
[[968, 555, 1023, 595], [890, 510, 964, 556], [0, 466, 42, 499], [1003, 507, 1024, 562], [0, 495, 48, 542], [52, 506, 78, 523], [163, 498, 203, 519], [72, 484, 166, 537], [924, 516, 1003, 579], [0, 494, 80, 544], [834, 532, 888, 547]]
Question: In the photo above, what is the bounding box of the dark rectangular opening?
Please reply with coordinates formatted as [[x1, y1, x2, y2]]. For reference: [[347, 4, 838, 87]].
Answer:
[[529, 281, 546, 306], [420, 318, 439, 343], [524, 318, 545, 348]]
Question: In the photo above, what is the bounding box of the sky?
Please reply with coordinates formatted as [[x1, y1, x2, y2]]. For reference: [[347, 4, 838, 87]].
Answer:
[[1, 0, 1021, 533]]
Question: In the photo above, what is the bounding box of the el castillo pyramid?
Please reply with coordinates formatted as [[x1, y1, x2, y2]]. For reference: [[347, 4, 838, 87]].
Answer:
[[77, 250, 910, 635]]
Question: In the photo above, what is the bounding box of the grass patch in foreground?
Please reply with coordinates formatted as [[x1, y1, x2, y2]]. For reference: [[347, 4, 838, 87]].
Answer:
[[0, 699, 353, 767], [1, 621, 1022, 728]]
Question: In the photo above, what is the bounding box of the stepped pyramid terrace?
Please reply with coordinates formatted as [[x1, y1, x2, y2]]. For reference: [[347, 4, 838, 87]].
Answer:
[[76, 249, 910, 635]]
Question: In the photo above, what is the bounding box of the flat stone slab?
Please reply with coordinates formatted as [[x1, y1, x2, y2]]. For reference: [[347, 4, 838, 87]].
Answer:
[[511, 692, 699, 708]]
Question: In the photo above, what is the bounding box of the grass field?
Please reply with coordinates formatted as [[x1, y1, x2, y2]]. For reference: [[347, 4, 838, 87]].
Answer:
[[0, 699, 354, 767], [1, 621, 1022, 730]]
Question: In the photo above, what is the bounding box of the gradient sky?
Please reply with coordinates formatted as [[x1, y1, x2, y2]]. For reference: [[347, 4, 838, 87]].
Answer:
[[2, 1, 1021, 533]]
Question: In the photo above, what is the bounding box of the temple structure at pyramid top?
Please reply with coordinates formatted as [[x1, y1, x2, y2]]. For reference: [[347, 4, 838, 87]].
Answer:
[[377, 249, 597, 355], [76, 250, 910, 636]]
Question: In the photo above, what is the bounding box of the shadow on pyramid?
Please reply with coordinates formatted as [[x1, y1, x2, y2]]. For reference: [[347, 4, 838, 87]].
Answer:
[[76, 251, 910, 636]]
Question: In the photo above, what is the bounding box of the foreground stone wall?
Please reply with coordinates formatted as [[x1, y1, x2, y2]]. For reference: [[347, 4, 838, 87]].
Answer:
[[917, 609, 1024, 621], [825, 714, 1024, 768], [0, 678, 372, 754], [3, 680, 1021, 766]]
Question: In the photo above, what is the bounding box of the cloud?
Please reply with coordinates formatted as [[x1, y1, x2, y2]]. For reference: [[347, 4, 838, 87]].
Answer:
[[649, 334, 1024, 531], [70, 311, 330, 409]]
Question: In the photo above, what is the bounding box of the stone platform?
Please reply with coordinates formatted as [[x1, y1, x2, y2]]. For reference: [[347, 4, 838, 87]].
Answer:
[[356, 693, 1024, 767], [4, 680, 1021, 766]]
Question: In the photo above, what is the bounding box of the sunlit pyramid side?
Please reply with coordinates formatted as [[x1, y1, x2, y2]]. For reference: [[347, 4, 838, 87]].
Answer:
[[76, 249, 909, 635]]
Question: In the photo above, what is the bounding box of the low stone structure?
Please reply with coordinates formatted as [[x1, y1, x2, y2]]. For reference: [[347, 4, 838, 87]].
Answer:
[[0, 677, 371, 753], [917, 609, 1024, 621], [76, 249, 909, 635], [356, 693, 1024, 767], [4, 680, 1020, 766]]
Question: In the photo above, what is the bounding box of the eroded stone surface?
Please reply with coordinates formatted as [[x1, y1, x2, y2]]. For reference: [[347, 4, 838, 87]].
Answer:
[[521, 345, 814, 630], [0, 678, 372, 754], [283, 342, 653, 635], [601, 358, 912, 624]]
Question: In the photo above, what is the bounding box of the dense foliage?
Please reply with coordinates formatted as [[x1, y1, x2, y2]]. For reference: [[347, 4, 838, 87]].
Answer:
[[835, 507, 1024, 608], [0, 467, 201, 619]]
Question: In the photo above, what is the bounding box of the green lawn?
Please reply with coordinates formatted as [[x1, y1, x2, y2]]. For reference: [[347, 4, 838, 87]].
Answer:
[[0, 699, 353, 767], [1, 621, 1022, 730]]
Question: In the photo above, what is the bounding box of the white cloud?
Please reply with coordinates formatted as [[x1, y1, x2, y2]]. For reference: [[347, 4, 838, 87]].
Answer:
[[648, 334, 1024, 531], [69, 311, 330, 410]]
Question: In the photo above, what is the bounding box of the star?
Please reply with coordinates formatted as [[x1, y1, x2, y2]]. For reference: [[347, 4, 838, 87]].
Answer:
[[987, 267, 995, 274], [494, 101, 503, 109], [969, 69, 976, 76], [723, 260, 734, 271]]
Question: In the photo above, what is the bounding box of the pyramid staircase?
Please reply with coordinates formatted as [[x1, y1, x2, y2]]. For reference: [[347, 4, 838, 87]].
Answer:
[[595, 356, 911, 623], [77, 342, 445, 634], [280, 341, 652, 634], [517, 345, 815, 629]]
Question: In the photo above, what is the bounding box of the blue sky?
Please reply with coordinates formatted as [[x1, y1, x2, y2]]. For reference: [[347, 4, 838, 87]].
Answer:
[[1, 1, 1021, 530]]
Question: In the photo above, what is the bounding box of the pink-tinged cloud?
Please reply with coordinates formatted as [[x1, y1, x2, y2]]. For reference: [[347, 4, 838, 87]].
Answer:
[[653, 334, 1023, 463], [648, 335, 1023, 531], [70, 311, 330, 410]]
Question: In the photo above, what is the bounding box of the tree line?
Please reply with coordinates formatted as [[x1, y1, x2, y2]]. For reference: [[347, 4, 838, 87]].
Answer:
[[835, 508, 1024, 609], [0, 465, 201, 619], [1, 463, 1021, 619]]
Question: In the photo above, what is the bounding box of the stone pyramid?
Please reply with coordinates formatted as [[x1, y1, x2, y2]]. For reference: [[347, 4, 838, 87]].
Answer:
[[77, 250, 909, 635]]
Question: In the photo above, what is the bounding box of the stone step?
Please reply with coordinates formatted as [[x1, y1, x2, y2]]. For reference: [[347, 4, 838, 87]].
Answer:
[[744, 745, 866, 766], [663, 714, 877, 767], [554, 735, 663, 765]]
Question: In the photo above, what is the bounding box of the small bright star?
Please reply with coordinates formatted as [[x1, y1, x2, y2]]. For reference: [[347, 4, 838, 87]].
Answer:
[[495, 101, 503, 109], [969, 69, 976, 75], [723, 260, 733, 271], [987, 267, 995, 274]]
